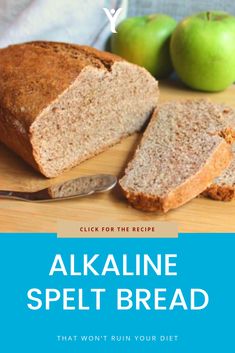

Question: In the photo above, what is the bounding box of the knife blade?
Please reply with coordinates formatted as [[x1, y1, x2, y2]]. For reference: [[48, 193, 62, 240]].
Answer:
[[0, 174, 117, 202]]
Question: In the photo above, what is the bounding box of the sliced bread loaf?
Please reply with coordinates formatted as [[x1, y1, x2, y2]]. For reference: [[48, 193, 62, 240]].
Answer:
[[119, 100, 235, 213], [0, 41, 158, 177], [203, 144, 235, 201]]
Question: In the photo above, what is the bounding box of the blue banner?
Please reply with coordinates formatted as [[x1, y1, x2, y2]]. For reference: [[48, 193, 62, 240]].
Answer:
[[0, 233, 234, 352]]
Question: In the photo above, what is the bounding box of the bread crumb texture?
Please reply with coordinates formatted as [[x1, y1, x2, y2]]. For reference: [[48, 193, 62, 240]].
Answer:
[[120, 100, 235, 212]]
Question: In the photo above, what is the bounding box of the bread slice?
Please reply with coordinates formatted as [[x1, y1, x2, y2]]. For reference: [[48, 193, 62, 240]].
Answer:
[[119, 100, 235, 213], [0, 41, 158, 177], [203, 144, 235, 201]]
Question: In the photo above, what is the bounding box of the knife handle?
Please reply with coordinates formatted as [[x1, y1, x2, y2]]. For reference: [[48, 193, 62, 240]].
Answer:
[[0, 190, 50, 201]]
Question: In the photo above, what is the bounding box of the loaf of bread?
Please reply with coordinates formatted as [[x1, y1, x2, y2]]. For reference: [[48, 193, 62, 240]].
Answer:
[[119, 100, 235, 213], [0, 41, 159, 177], [203, 144, 235, 201]]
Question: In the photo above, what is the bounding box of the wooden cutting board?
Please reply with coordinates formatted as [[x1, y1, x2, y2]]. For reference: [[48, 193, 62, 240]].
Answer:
[[0, 79, 234, 234]]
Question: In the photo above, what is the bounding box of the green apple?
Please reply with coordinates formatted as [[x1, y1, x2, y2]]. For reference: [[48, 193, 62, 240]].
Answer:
[[170, 11, 235, 92], [111, 14, 177, 78]]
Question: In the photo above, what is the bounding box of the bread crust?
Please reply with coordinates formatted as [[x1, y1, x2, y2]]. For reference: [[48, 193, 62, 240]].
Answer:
[[202, 184, 235, 201], [202, 142, 235, 202], [0, 105, 39, 170], [0, 41, 122, 128]]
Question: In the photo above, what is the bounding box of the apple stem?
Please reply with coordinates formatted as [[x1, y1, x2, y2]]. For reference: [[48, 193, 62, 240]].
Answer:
[[206, 11, 211, 21]]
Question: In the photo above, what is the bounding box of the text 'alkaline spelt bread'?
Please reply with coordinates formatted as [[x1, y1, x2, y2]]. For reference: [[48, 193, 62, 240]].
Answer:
[[0, 41, 159, 177], [203, 144, 235, 201], [120, 100, 235, 213]]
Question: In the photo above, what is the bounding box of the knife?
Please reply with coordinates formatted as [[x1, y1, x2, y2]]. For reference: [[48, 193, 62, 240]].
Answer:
[[0, 174, 117, 202]]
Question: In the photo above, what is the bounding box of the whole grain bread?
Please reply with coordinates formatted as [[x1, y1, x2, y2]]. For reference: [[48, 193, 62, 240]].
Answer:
[[119, 100, 235, 213], [0, 41, 159, 177], [203, 144, 235, 201]]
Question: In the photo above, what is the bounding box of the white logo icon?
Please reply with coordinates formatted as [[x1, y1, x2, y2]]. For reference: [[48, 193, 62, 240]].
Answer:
[[103, 8, 123, 33]]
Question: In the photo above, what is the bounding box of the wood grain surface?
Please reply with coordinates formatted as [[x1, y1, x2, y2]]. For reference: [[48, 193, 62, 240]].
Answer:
[[0, 79, 234, 234]]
